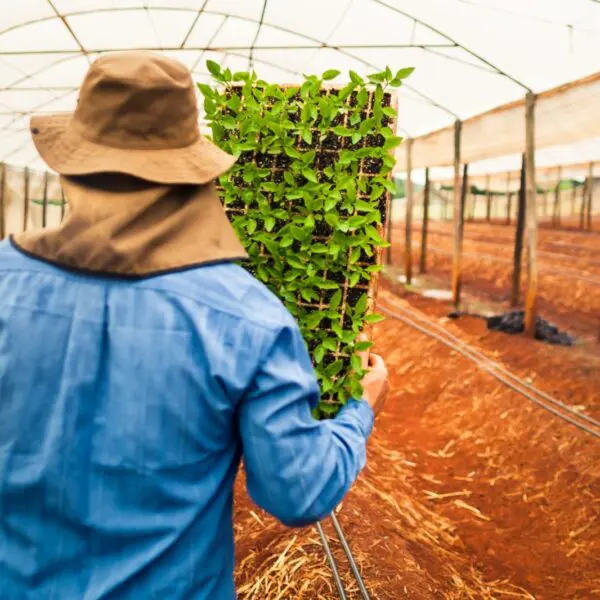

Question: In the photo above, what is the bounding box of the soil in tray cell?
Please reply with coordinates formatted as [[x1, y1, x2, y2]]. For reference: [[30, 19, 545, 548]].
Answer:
[[255, 153, 274, 169], [362, 158, 384, 175], [327, 270, 347, 284], [313, 220, 333, 237], [320, 288, 342, 306], [275, 154, 291, 169], [365, 133, 385, 148], [321, 133, 342, 151], [345, 286, 368, 307]]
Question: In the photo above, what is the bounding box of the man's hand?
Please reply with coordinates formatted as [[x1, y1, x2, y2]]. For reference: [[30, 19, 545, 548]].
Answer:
[[356, 335, 389, 417]]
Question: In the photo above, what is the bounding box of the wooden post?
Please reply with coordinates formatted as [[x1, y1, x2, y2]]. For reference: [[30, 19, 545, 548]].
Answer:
[[23, 167, 30, 233], [419, 167, 430, 274], [505, 171, 512, 224], [586, 162, 594, 231], [524, 92, 539, 337], [570, 182, 577, 217], [451, 120, 463, 307], [485, 174, 491, 221], [507, 192, 512, 224], [580, 178, 588, 230], [553, 167, 562, 227], [42, 171, 49, 229], [511, 155, 527, 307], [0, 163, 5, 240], [404, 138, 414, 284], [543, 188, 549, 219], [460, 167, 468, 226]]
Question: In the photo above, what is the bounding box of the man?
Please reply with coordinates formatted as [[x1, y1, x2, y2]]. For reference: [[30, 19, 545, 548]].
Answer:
[[0, 52, 389, 598]]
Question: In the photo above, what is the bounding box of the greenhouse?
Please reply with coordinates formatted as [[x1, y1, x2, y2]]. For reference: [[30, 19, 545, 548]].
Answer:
[[0, 2, 598, 599]]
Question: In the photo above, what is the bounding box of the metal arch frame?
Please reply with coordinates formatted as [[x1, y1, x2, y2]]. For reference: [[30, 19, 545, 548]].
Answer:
[[455, 0, 600, 35], [373, 0, 531, 92], [1, 0, 575, 160], [46, 0, 91, 65], [249, 0, 269, 69], [141, 0, 163, 51], [0, 44, 461, 53], [0, 4, 476, 118], [180, 0, 210, 49], [0, 88, 76, 163], [0, 5, 460, 139], [1, 0, 594, 106], [190, 15, 229, 73]]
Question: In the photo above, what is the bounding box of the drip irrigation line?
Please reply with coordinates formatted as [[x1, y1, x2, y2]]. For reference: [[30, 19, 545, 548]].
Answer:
[[316, 522, 347, 599], [380, 298, 600, 430], [378, 300, 600, 439], [316, 512, 370, 599], [330, 512, 371, 600]]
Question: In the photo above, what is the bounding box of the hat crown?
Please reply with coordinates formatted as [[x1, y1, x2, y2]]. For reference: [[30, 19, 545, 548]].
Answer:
[[73, 52, 200, 150]]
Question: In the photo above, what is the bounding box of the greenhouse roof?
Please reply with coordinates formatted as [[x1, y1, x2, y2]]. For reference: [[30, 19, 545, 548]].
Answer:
[[1, 0, 599, 170]]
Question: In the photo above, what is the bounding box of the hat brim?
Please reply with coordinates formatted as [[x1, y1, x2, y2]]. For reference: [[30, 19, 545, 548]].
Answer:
[[30, 114, 236, 185]]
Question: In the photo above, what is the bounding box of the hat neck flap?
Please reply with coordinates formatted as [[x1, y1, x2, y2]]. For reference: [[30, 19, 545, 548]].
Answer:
[[12, 174, 248, 278]]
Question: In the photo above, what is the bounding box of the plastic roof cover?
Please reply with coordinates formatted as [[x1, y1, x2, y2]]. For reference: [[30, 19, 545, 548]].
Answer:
[[1, 0, 599, 171]]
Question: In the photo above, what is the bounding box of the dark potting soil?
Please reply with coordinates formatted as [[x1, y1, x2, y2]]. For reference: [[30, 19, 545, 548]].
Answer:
[[448, 310, 576, 346], [366, 133, 385, 148], [313, 220, 333, 237], [331, 112, 345, 127]]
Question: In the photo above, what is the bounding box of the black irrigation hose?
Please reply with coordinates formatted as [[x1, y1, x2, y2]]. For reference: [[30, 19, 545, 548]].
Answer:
[[378, 301, 600, 439], [316, 521, 347, 600], [317, 513, 370, 600]]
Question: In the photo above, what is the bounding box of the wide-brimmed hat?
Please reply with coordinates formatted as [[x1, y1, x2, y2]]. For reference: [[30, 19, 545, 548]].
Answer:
[[30, 52, 235, 185]]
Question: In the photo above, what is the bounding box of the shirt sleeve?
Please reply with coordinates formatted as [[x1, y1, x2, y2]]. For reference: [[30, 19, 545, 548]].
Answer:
[[238, 321, 374, 527]]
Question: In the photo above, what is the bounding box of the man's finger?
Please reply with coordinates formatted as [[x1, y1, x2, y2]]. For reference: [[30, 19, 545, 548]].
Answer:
[[369, 353, 387, 376]]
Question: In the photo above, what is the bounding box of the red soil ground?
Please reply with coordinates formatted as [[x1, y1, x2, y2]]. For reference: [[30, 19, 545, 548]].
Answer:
[[233, 262, 600, 598], [392, 219, 600, 339]]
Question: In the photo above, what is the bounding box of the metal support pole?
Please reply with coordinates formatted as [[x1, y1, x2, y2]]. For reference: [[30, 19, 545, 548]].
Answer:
[[553, 167, 562, 227], [419, 167, 430, 274], [505, 171, 512, 225], [451, 120, 463, 307], [580, 178, 588, 230], [511, 155, 526, 307], [485, 174, 491, 222], [524, 92, 539, 337], [586, 162, 594, 231], [404, 138, 414, 284]]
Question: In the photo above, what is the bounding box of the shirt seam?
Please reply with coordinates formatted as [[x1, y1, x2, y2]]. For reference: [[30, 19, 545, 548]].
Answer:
[[0, 265, 284, 333]]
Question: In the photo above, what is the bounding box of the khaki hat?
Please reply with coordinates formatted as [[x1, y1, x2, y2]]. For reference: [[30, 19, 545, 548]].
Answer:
[[30, 52, 235, 185]]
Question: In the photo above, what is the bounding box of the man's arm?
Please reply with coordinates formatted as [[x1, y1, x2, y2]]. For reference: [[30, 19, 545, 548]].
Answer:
[[238, 322, 379, 527]]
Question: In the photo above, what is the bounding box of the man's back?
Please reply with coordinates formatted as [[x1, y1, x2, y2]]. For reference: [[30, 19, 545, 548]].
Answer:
[[0, 52, 385, 599], [0, 239, 291, 599]]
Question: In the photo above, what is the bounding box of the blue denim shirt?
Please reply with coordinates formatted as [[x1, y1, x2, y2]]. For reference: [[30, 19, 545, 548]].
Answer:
[[0, 239, 373, 599]]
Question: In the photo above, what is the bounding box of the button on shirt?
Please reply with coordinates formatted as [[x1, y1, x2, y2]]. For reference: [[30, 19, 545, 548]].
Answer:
[[0, 239, 373, 599]]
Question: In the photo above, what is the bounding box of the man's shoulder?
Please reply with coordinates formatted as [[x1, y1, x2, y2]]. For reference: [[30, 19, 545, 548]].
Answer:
[[142, 262, 295, 331]]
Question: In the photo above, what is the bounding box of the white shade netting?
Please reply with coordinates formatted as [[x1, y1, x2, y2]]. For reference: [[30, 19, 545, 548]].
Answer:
[[0, 0, 599, 172]]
